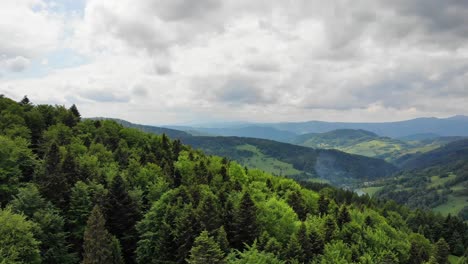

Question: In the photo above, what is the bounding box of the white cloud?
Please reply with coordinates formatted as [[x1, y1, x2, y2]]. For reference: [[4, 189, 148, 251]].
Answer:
[[1, 0, 468, 124], [1, 56, 31, 72]]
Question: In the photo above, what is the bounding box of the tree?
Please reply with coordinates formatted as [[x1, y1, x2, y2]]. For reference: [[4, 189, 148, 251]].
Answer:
[[286, 190, 308, 221], [10, 184, 77, 264], [216, 226, 230, 254], [433, 238, 450, 264], [196, 192, 222, 233], [0, 208, 41, 264], [187, 230, 226, 264], [318, 194, 329, 216], [284, 234, 303, 263], [104, 175, 140, 264], [226, 244, 284, 264], [39, 141, 69, 208], [296, 223, 313, 263], [408, 234, 431, 264], [324, 216, 337, 242], [309, 228, 325, 256], [82, 205, 122, 264], [337, 206, 351, 228], [232, 192, 259, 249]]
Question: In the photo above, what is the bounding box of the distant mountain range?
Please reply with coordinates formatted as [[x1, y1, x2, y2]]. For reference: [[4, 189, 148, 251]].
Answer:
[[293, 129, 466, 163], [94, 118, 397, 185], [166, 115, 468, 140]]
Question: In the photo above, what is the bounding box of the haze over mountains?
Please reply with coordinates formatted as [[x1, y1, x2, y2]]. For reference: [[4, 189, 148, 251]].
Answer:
[[166, 115, 468, 140]]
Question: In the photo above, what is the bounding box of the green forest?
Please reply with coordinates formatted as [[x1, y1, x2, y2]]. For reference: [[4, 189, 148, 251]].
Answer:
[[0, 95, 467, 264]]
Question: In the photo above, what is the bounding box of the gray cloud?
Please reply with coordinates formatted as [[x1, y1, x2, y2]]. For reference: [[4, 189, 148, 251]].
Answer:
[[2, 0, 468, 124], [3, 56, 31, 72], [79, 89, 129, 103]]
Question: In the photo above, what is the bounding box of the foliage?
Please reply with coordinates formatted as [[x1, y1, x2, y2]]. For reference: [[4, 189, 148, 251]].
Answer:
[[0, 95, 467, 264]]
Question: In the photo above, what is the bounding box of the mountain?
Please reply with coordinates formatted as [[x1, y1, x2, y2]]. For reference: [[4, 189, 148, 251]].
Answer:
[[100, 120, 396, 186], [89, 117, 192, 139], [363, 139, 468, 220], [168, 125, 298, 142], [268, 116, 468, 138], [396, 139, 468, 170], [181, 136, 397, 186], [292, 129, 379, 146], [2, 95, 467, 263], [293, 129, 466, 163]]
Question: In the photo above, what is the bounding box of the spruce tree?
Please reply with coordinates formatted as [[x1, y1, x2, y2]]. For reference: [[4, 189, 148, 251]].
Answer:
[[215, 226, 230, 254], [82, 205, 117, 264], [318, 194, 329, 216], [287, 191, 308, 221], [434, 238, 450, 264], [232, 192, 259, 249], [104, 175, 140, 264], [309, 228, 325, 256], [39, 142, 69, 208], [337, 206, 351, 228], [187, 231, 226, 264], [284, 235, 303, 263], [296, 223, 312, 263], [324, 216, 337, 242]]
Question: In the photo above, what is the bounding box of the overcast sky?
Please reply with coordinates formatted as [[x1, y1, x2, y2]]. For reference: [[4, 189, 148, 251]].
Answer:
[[1, 0, 467, 125]]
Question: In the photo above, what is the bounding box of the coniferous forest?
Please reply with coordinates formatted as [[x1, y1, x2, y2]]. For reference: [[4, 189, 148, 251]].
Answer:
[[1, 95, 467, 264]]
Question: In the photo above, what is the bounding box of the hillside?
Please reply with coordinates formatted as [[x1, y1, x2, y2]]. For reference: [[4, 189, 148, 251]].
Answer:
[[90, 117, 193, 139], [171, 125, 298, 143], [181, 136, 398, 186], [396, 139, 468, 170], [363, 140, 468, 220], [1, 95, 466, 263], [113, 121, 398, 186], [269, 116, 468, 137], [293, 129, 464, 163]]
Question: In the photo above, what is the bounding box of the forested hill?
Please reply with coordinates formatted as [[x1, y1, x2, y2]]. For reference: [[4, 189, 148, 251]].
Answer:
[[372, 140, 468, 220], [0, 95, 467, 264], [180, 136, 397, 185], [89, 117, 193, 139]]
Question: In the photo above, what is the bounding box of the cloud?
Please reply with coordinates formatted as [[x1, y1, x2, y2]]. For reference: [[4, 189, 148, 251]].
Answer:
[[1, 0, 468, 124], [2, 56, 31, 72], [0, 0, 63, 59]]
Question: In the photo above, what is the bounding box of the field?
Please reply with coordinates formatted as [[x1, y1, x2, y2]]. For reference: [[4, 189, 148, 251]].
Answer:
[[358, 186, 384, 197], [433, 194, 468, 216], [235, 144, 303, 176]]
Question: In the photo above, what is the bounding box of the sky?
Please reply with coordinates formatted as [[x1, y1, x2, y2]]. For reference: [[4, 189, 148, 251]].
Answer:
[[0, 0, 468, 125]]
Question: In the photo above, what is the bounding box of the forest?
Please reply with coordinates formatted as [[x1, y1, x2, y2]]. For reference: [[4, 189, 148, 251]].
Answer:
[[0, 95, 467, 264]]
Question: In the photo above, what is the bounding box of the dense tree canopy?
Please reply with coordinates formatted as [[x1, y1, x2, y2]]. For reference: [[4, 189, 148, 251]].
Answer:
[[0, 95, 467, 264]]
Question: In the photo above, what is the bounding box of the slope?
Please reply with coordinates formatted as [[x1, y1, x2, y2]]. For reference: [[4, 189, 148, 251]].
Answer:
[[293, 129, 464, 163], [181, 136, 397, 186], [1, 95, 467, 263], [369, 140, 468, 219]]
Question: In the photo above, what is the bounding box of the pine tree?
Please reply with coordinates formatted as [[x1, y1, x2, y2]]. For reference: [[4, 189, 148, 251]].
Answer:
[[434, 238, 450, 264], [287, 191, 308, 221], [296, 223, 311, 263], [318, 194, 329, 216], [39, 142, 69, 208], [324, 216, 337, 242], [309, 228, 325, 256], [82, 205, 118, 264], [284, 235, 303, 263], [62, 150, 80, 186], [197, 194, 222, 233], [187, 231, 226, 264], [104, 175, 140, 264], [337, 206, 351, 228], [215, 226, 230, 254], [69, 104, 81, 120], [232, 192, 259, 249]]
